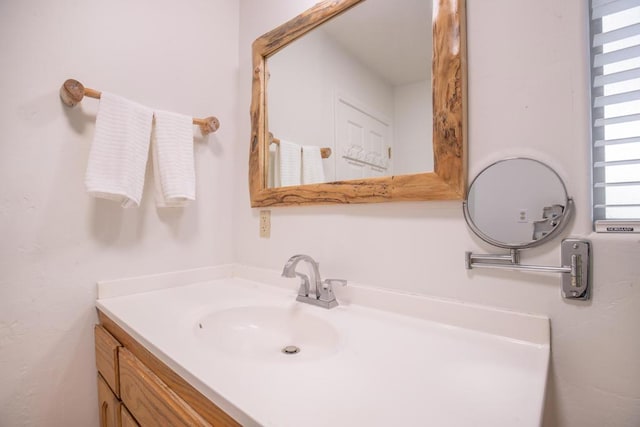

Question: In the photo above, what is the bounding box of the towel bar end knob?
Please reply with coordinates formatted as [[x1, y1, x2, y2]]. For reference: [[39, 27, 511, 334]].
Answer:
[[60, 79, 85, 107], [198, 116, 220, 135]]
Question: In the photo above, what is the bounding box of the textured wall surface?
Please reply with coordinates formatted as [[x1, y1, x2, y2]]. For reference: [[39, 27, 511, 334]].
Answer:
[[235, 1, 640, 426], [0, 1, 238, 425]]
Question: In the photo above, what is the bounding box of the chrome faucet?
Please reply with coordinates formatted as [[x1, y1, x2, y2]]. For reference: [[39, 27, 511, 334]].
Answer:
[[282, 254, 346, 309]]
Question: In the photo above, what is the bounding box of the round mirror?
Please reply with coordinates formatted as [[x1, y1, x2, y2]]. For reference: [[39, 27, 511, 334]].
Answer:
[[463, 158, 573, 249]]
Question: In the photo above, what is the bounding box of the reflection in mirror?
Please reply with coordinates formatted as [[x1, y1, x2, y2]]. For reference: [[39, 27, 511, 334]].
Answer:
[[464, 158, 572, 248], [267, 0, 432, 187]]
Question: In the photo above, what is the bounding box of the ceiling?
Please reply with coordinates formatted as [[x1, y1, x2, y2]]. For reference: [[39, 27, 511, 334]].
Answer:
[[321, 0, 432, 86]]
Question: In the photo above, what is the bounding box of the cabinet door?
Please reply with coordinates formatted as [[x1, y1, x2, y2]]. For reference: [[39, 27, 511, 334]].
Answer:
[[95, 325, 122, 396], [119, 348, 211, 427], [120, 405, 139, 427], [98, 374, 121, 427]]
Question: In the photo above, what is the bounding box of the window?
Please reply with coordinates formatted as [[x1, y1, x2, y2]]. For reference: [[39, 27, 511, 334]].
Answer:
[[590, 0, 640, 232]]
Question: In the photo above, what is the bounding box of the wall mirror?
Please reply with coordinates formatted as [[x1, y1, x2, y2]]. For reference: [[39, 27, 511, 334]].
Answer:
[[464, 158, 573, 249], [249, 0, 467, 207]]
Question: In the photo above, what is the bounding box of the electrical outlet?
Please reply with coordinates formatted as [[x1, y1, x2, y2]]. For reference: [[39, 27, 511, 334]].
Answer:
[[518, 209, 528, 223], [259, 210, 271, 238]]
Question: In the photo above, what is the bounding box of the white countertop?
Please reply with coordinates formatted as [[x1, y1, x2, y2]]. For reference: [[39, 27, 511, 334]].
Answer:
[[96, 265, 550, 427]]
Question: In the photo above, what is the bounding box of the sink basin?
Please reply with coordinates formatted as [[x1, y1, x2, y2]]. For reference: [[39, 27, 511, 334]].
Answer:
[[194, 305, 340, 361]]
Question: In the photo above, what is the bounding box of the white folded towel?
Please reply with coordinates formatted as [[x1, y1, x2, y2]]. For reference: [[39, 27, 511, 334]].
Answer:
[[278, 139, 302, 187], [85, 92, 153, 207], [302, 146, 325, 184], [151, 110, 196, 207], [268, 144, 280, 188]]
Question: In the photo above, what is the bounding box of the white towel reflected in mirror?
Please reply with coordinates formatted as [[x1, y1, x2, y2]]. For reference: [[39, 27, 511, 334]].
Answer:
[[302, 146, 325, 185], [278, 140, 302, 187]]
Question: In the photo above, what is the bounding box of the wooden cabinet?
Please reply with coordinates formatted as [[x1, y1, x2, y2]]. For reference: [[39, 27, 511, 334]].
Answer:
[[98, 373, 122, 427], [95, 312, 240, 427]]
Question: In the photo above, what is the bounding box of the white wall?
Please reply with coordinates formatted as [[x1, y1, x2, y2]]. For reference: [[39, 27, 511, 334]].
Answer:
[[236, 1, 640, 427], [393, 80, 433, 174], [0, 1, 238, 425]]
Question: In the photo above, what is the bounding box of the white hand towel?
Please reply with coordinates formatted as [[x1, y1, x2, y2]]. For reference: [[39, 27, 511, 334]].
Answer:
[[278, 139, 302, 187], [302, 146, 325, 184], [268, 144, 280, 188], [151, 110, 196, 207], [85, 92, 153, 208]]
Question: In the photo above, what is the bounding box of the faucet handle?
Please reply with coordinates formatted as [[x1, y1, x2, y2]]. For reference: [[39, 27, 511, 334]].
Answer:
[[319, 278, 347, 302], [322, 278, 347, 288]]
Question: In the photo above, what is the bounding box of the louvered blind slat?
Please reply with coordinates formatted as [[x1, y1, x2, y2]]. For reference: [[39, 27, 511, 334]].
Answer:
[[593, 45, 640, 67], [594, 112, 640, 126], [594, 180, 640, 187], [594, 135, 640, 146], [594, 22, 640, 46], [594, 158, 640, 167], [593, 67, 640, 86], [593, 0, 640, 19]]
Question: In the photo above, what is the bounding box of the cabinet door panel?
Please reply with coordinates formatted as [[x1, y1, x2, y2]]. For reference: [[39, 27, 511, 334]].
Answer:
[[98, 374, 121, 427], [119, 348, 211, 427], [95, 324, 122, 396]]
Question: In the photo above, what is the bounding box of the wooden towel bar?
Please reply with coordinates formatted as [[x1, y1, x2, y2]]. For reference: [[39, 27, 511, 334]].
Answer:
[[268, 133, 332, 159], [59, 79, 220, 135]]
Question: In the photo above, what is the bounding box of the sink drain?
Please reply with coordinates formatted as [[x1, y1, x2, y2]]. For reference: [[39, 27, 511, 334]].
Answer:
[[281, 345, 301, 355]]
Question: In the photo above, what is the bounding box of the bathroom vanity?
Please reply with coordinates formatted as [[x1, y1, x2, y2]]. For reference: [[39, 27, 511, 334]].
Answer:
[[94, 265, 550, 427], [95, 314, 240, 427]]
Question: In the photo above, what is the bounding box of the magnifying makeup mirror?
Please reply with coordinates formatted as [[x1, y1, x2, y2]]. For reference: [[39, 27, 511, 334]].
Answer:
[[462, 158, 591, 300], [463, 158, 573, 249]]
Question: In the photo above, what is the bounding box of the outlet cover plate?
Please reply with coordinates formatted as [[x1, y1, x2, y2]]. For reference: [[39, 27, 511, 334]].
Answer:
[[259, 210, 270, 238]]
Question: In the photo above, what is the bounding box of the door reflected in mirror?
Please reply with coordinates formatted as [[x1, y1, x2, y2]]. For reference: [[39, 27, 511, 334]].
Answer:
[[267, 0, 433, 187], [465, 158, 572, 248]]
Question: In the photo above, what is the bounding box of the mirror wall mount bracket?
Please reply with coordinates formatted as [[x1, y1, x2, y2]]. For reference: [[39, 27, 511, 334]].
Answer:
[[465, 238, 592, 300]]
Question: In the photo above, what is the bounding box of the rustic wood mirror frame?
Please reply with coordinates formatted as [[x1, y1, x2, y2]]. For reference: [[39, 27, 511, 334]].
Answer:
[[249, 0, 466, 207]]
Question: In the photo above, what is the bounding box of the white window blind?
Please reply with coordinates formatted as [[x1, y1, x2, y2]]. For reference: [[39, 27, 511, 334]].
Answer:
[[590, 0, 640, 232]]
